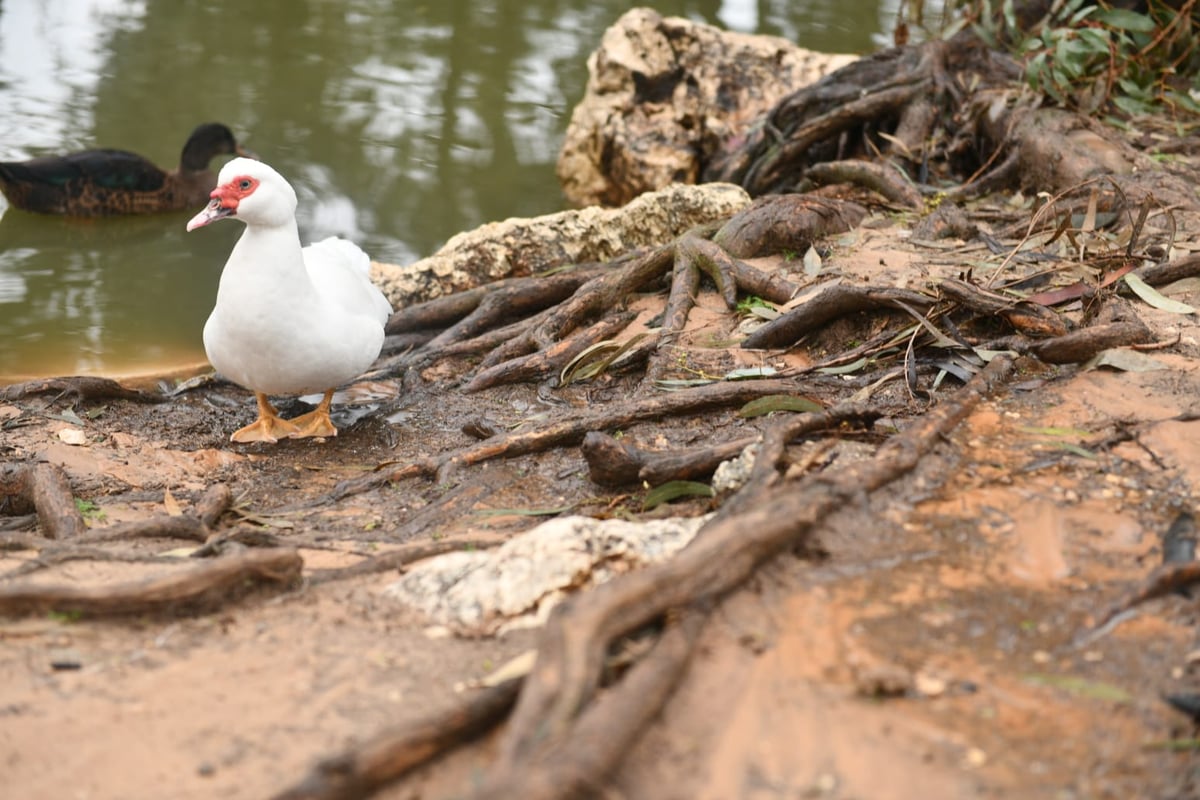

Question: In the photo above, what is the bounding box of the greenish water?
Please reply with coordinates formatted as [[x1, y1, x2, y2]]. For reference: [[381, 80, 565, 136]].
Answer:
[[0, 0, 892, 381]]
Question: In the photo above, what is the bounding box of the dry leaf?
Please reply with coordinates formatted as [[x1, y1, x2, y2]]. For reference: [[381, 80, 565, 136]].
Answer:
[[163, 487, 183, 517]]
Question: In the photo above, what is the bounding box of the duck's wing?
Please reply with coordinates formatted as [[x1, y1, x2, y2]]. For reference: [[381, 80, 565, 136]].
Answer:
[[302, 236, 393, 325], [0, 149, 168, 193]]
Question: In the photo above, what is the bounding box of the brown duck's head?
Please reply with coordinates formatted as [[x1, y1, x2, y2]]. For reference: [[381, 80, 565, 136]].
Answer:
[[179, 123, 257, 173]]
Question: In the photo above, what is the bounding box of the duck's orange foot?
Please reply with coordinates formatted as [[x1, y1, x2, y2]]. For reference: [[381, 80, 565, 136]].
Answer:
[[230, 392, 301, 443], [286, 408, 338, 439], [230, 415, 301, 443], [287, 389, 338, 439]]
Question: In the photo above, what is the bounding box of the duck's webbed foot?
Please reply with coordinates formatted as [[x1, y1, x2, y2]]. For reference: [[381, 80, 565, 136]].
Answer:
[[230, 392, 302, 443], [287, 389, 338, 439]]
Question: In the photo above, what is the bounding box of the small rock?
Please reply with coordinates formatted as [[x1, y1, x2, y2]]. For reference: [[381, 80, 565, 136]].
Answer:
[[963, 747, 987, 769], [854, 662, 913, 698], [48, 649, 83, 671], [712, 444, 758, 494], [914, 672, 948, 697]]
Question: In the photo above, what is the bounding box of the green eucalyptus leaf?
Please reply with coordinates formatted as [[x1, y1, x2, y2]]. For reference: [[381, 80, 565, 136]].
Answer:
[[643, 481, 715, 511], [1124, 272, 1197, 314], [1093, 8, 1157, 33], [737, 395, 824, 418]]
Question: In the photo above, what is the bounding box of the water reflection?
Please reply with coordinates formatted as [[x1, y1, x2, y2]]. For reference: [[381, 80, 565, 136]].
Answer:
[[0, 0, 889, 381]]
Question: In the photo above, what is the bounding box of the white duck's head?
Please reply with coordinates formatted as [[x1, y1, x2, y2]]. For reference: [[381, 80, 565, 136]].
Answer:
[[186, 157, 297, 231]]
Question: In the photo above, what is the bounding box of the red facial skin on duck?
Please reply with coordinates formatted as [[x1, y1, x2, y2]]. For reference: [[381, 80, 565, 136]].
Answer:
[[186, 175, 259, 230], [211, 175, 260, 211]]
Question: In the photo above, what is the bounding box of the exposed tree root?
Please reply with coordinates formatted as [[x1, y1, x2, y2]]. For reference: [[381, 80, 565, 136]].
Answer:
[[263, 355, 1013, 799], [474, 609, 707, 800], [307, 534, 503, 585], [0, 547, 190, 580], [0, 548, 302, 618], [742, 284, 935, 350], [0, 462, 86, 539], [385, 263, 610, 359], [462, 356, 1013, 797], [0, 376, 165, 404], [1094, 561, 1200, 632], [463, 311, 636, 393], [938, 277, 1069, 338], [582, 431, 756, 488], [271, 678, 523, 800], [982, 299, 1152, 363], [328, 377, 843, 502], [373, 196, 865, 394], [806, 160, 923, 209], [1134, 252, 1200, 287], [582, 401, 882, 487]]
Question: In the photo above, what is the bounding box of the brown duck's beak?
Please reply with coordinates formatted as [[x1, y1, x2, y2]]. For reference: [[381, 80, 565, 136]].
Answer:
[[186, 196, 235, 231], [235, 143, 259, 160]]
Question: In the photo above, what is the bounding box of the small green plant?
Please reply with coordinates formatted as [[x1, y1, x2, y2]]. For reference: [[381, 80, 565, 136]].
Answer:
[[970, 0, 1200, 116], [735, 295, 774, 315], [48, 610, 83, 623], [74, 499, 106, 523]]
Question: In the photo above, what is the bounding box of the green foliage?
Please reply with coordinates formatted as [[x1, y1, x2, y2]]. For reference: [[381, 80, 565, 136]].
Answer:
[[968, 0, 1200, 117], [74, 498, 106, 523], [734, 295, 774, 315]]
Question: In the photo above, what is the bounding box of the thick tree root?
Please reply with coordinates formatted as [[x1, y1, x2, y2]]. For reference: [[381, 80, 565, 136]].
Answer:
[[474, 610, 707, 800], [375, 196, 865, 394], [806, 160, 923, 209], [0, 548, 302, 618], [271, 678, 522, 800], [465, 356, 1012, 797], [463, 311, 635, 393], [938, 278, 1069, 338], [581, 401, 881, 487], [982, 299, 1152, 363], [0, 376, 165, 404], [0, 462, 86, 540], [742, 284, 935, 350]]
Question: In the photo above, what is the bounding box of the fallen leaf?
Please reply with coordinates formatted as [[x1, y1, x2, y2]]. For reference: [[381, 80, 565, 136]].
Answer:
[[163, 488, 183, 517], [1125, 273, 1196, 314], [738, 395, 824, 418], [643, 481, 715, 511], [1023, 672, 1131, 702], [803, 245, 822, 277], [1082, 348, 1169, 373]]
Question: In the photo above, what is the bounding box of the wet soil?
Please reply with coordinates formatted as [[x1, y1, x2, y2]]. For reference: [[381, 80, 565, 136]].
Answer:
[[3, 219, 1200, 800]]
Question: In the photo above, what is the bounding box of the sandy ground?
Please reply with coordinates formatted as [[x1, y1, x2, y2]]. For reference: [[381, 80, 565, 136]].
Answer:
[[2, 214, 1200, 800]]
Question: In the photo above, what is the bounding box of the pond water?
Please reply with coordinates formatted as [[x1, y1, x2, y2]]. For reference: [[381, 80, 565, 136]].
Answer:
[[0, 0, 899, 381]]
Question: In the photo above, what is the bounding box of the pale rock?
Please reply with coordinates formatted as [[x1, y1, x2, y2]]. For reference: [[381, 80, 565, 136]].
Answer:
[[384, 514, 710, 635], [557, 8, 856, 207], [712, 443, 758, 494], [370, 182, 750, 307]]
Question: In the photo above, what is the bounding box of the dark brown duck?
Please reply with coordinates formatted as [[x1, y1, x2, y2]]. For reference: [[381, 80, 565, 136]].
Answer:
[[0, 122, 252, 216]]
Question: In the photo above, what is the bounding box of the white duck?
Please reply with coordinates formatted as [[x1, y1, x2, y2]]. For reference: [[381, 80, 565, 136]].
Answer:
[[186, 157, 393, 443]]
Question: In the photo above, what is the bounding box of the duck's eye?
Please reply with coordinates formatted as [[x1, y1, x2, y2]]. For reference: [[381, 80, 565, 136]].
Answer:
[[238, 179, 253, 191]]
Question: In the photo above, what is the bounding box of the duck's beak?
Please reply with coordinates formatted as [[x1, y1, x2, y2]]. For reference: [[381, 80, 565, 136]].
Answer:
[[186, 196, 235, 231], [235, 143, 259, 161]]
